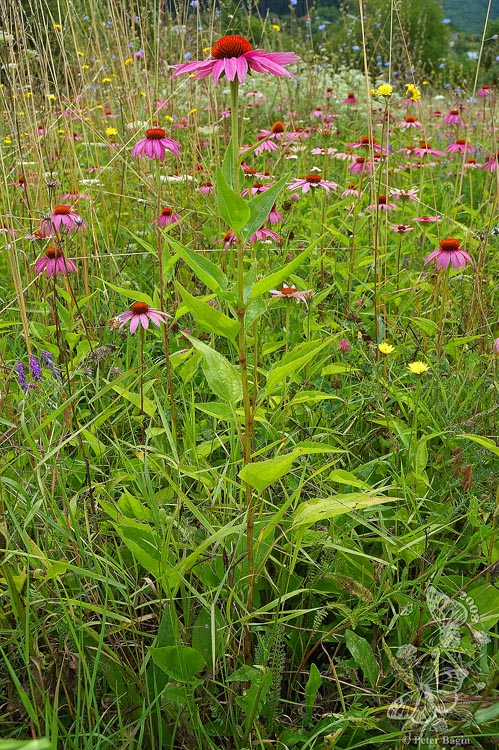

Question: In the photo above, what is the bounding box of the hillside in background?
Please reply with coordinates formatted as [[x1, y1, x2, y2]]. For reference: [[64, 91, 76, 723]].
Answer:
[[443, 0, 499, 33]]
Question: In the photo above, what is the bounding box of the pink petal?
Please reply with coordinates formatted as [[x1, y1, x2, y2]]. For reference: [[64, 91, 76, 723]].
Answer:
[[424, 251, 439, 265], [212, 60, 226, 84], [129, 315, 140, 334], [140, 314, 150, 329], [437, 253, 451, 270], [235, 56, 248, 83], [172, 59, 216, 77], [224, 57, 238, 81]]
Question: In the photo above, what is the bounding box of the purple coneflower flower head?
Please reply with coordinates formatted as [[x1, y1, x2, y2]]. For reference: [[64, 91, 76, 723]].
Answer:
[[444, 109, 463, 125], [494, 337, 499, 354], [241, 182, 272, 197], [341, 183, 360, 198], [342, 92, 357, 105], [269, 283, 313, 306], [250, 227, 281, 244], [152, 207, 180, 226], [412, 215, 441, 224], [172, 34, 300, 85], [40, 205, 87, 235], [391, 224, 413, 233], [131, 128, 181, 160], [268, 204, 284, 225], [482, 151, 499, 172], [35, 247, 77, 277], [413, 142, 444, 157], [349, 157, 373, 174], [258, 121, 288, 141], [217, 230, 237, 250], [446, 139, 472, 154], [117, 301, 172, 334], [199, 181, 214, 194], [338, 338, 351, 352], [29, 355, 43, 382], [478, 85, 490, 98], [424, 238, 473, 271], [398, 115, 422, 129], [366, 195, 396, 212], [287, 174, 338, 193], [390, 187, 419, 201]]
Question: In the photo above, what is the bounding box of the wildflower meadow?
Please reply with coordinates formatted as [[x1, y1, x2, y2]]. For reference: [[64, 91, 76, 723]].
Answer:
[[3, 0, 499, 748]]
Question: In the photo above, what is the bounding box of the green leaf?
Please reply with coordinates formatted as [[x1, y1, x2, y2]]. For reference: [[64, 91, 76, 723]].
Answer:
[[265, 340, 329, 394], [293, 494, 399, 528], [186, 336, 243, 403], [474, 702, 499, 725], [242, 173, 290, 242], [457, 434, 499, 458], [150, 646, 206, 684], [304, 663, 322, 726], [345, 630, 379, 688], [191, 607, 225, 669], [214, 167, 250, 234], [164, 235, 227, 292], [321, 363, 359, 375], [100, 280, 154, 306], [239, 450, 299, 491], [114, 520, 164, 578], [251, 244, 314, 298], [111, 385, 157, 417], [175, 283, 239, 341], [329, 469, 372, 490]]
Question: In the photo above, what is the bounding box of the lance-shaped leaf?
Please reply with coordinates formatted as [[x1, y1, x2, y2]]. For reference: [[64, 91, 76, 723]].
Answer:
[[176, 283, 239, 341], [265, 339, 329, 394], [293, 493, 400, 528], [251, 239, 321, 298], [215, 167, 250, 234], [186, 335, 243, 403], [241, 173, 290, 242], [164, 235, 227, 292]]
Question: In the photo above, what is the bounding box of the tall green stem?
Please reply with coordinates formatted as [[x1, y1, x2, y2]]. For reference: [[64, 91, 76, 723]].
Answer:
[[230, 80, 255, 661]]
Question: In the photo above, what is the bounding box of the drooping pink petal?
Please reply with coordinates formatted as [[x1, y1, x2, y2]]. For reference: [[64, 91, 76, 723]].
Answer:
[[129, 315, 141, 333], [212, 59, 226, 84], [224, 56, 238, 81], [140, 314, 149, 329], [424, 250, 440, 265], [171, 59, 216, 77], [235, 56, 248, 83], [437, 252, 451, 270]]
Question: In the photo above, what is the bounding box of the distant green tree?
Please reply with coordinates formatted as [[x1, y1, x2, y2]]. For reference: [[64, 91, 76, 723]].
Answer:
[[339, 0, 450, 76]]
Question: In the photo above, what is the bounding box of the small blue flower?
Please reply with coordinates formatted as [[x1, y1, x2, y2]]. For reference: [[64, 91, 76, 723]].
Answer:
[[190, 0, 199, 6], [290, 0, 297, 6], [352, 45, 360, 51], [185, 51, 192, 60], [29, 355, 42, 382], [318, 24, 326, 31], [442, 18, 451, 24]]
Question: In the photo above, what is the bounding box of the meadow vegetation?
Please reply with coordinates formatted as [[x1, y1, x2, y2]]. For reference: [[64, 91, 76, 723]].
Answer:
[[2, 1, 499, 748]]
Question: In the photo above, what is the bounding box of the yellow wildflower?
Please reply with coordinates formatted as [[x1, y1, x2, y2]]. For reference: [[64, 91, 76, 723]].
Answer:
[[406, 83, 421, 102], [82, 64, 90, 70], [47, 94, 56, 101], [378, 342, 395, 354], [188, 108, 197, 115], [376, 83, 393, 97], [17, 111, 25, 117], [77, 51, 84, 57], [271, 24, 281, 31], [106, 127, 117, 136], [58, 129, 65, 134], [407, 361, 429, 374], [102, 77, 112, 83], [4, 136, 11, 144], [124, 58, 133, 65], [53, 23, 61, 30], [164, 115, 174, 122], [203, 46, 211, 54], [25, 91, 32, 98]]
